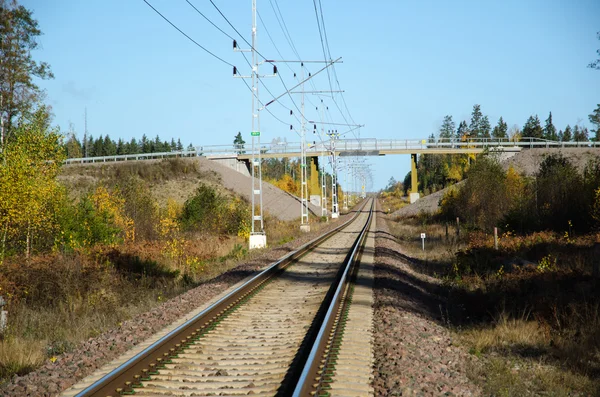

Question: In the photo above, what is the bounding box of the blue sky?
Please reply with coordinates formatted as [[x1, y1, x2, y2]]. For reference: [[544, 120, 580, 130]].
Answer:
[[22, 0, 600, 190]]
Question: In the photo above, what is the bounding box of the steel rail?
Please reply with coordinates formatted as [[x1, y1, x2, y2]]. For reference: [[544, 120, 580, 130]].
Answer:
[[74, 200, 369, 397], [292, 198, 374, 397]]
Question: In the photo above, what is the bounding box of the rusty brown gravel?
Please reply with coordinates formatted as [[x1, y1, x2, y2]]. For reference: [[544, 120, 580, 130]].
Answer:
[[372, 201, 480, 396], [0, 212, 355, 397]]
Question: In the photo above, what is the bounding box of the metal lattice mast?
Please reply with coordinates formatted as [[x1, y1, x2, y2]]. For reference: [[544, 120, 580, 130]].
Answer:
[[232, 0, 271, 249], [300, 64, 309, 228], [320, 103, 327, 217], [343, 160, 349, 210], [328, 130, 339, 218]]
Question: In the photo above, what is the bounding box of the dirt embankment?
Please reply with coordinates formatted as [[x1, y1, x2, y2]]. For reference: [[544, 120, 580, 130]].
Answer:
[[60, 157, 321, 221]]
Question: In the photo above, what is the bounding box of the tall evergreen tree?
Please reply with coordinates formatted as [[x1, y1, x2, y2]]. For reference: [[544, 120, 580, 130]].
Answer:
[[480, 115, 491, 138], [522, 115, 543, 139], [589, 104, 600, 141], [439, 115, 455, 139], [492, 116, 508, 138], [573, 125, 589, 142], [176, 138, 183, 151], [557, 129, 564, 142], [562, 125, 573, 142], [457, 120, 469, 139], [233, 132, 246, 154], [543, 112, 558, 140], [469, 104, 484, 137]]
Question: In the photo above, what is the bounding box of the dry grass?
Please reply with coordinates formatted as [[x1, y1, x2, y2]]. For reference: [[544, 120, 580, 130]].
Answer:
[[385, 214, 600, 395], [0, 338, 46, 380], [463, 313, 598, 396], [386, 216, 467, 276], [379, 194, 408, 214]]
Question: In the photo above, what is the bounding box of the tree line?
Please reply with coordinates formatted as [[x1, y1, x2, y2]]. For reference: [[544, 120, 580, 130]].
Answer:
[[63, 133, 195, 159], [403, 103, 600, 197], [433, 104, 600, 142]]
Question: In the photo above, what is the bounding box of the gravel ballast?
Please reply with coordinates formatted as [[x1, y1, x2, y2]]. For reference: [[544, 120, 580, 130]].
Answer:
[[373, 201, 480, 396], [0, 211, 355, 397]]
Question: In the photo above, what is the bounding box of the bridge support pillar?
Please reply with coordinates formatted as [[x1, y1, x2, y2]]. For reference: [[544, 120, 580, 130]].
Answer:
[[309, 157, 321, 207], [410, 153, 420, 203]]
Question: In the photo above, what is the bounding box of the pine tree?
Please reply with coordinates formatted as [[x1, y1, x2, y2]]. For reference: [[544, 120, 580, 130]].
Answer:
[[439, 115, 455, 140], [563, 125, 573, 142], [469, 104, 483, 138], [557, 129, 564, 141], [543, 112, 558, 141], [589, 104, 600, 141], [481, 115, 491, 138], [522, 115, 543, 139], [116, 138, 125, 155], [141, 134, 150, 153], [573, 125, 589, 142], [176, 138, 183, 151], [170, 138, 177, 150], [457, 120, 469, 139], [104, 135, 117, 155], [233, 132, 246, 154], [129, 137, 139, 154], [492, 117, 508, 139]]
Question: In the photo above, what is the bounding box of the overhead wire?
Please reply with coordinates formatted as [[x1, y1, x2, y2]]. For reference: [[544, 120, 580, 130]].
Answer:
[[142, 0, 235, 67], [181, 0, 300, 132]]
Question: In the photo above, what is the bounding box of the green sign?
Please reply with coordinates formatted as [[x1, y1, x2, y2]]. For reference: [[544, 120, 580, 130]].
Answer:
[[251, 131, 260, 136]]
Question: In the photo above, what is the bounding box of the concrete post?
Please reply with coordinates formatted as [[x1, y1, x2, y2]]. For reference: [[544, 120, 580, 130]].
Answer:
[[410, 153, 419, 203], [494, 227, 498, 250]]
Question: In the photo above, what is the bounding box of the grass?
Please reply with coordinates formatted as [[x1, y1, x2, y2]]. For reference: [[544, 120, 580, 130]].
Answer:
[[0, 215, 309, 383], [386, 214, 600, 396], [386, 215, 467, 276]]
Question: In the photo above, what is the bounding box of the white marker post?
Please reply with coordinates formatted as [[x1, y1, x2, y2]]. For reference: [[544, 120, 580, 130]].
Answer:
[[421, 233, 426, 251]]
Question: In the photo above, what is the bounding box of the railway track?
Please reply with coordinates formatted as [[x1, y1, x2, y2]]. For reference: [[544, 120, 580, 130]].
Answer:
[[68, 199, 375, 397]]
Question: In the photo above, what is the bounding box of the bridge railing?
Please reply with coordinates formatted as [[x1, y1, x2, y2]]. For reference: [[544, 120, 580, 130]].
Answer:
[[64, 137, 600, 165]]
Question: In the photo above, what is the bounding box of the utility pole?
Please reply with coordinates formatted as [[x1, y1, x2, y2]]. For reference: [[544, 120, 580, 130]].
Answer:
[[328, 130, 340, 218], [319, 102, 327, 218], [233, 0, 276, 249], [299, 64, 309, 232]]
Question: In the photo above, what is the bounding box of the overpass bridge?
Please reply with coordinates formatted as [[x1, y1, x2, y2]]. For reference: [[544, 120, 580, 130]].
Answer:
[[64, 136, 599, 203]]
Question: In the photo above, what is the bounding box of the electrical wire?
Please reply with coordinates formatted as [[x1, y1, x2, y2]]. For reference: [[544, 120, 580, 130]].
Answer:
[[142, 0, 235, 67], [184, 0, 236, 41], [208, 0, 270, 62]]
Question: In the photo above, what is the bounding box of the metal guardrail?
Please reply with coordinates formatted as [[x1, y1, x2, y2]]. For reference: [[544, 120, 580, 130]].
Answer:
[[63, 137, 600, 165]]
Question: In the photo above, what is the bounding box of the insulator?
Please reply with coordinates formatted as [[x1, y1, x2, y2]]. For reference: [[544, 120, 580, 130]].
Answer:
[[309, 72, 311, 77], [314, 124, 317, 130], [290, 110, 293, 115], [294, 73, 296, 78], [301, 62, 304, 67], [233, 40, 237, 49], [233, 66, 237, 75], [290, 125, 293, 130], [273, 65, 278, 74]]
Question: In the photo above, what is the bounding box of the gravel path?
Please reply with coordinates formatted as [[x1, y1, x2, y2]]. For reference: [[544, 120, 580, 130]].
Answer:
[[372, 201, 480, 396], [0, 211, 355, 397]]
